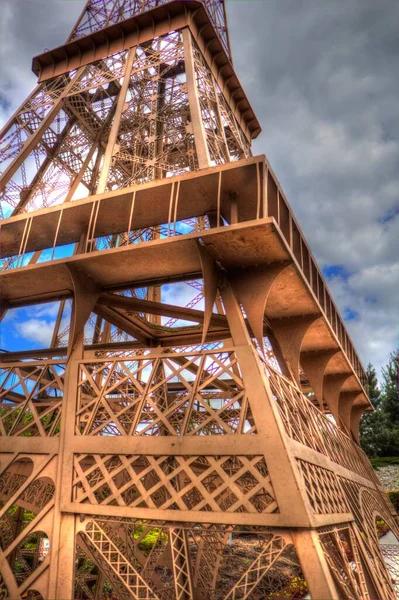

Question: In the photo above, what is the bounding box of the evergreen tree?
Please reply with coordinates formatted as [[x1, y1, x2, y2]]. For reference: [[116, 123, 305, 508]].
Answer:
[[360, 364, 383, 456], [366, 363, 381, 408], [360, 352, 399, 457], [380, 350, 399, 429]]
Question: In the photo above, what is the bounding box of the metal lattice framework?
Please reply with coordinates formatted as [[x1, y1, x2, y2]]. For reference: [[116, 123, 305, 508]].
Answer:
[[68, 0, 231, 59], [0, 0, 398, 598]]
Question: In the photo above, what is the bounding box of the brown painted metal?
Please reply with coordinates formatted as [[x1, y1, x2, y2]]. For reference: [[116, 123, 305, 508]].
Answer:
[[0, 1, 398, 599]]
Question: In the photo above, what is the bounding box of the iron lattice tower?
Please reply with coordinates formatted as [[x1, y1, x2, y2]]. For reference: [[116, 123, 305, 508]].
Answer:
[[0, 1, 398, 598]]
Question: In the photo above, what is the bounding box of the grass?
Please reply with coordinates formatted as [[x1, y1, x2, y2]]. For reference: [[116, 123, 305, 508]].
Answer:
[[369, 456, 399, 470]]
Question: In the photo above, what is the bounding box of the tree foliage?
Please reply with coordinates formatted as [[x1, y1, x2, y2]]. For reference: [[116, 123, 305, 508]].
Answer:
[[360, 351, 399, 457]]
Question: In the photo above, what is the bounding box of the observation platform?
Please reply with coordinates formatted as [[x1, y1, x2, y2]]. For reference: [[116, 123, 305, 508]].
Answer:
[[0, 155, 368, 410]]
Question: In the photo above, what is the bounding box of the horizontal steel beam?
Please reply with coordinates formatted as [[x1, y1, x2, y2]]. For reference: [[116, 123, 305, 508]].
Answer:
[[1, 156, 262, 259], [98, 292, 228, 327], [0, 218, 368, 402]]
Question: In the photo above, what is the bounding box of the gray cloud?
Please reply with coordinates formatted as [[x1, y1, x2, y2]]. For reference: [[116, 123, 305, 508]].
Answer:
[[0, 0, 78, 121], [1, 0, 398, 374], [227, 0, 399, 373]]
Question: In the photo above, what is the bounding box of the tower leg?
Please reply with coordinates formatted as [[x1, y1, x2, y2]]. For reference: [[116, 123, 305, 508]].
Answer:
[[292, 530, 340, 600], [50, 514, 77, 599], [48, 267, 100, 599]]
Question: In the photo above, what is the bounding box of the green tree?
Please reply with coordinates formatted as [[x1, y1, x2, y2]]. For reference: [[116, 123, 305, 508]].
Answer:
[[360, 364, 384, 456], [360, 352, 399, 457], [366, 363, 381, 408], [380, 350, 399, 429]]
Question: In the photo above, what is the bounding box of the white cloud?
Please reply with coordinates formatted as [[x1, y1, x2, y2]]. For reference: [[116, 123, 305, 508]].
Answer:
[[0, 0, 78, 126], [28, 302, 63, 319], [15, 319, 54, 346], [327, 265, 399, 376], [226, 0, 399, 374], [13, 313, 71, 348]]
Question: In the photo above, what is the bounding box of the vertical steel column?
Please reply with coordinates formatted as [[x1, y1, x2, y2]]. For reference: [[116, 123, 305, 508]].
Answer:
[[182, 28, 212, 169], [47, 267, 100, 599], [96, 46, 136, 194], [220, 277, 340, 600]]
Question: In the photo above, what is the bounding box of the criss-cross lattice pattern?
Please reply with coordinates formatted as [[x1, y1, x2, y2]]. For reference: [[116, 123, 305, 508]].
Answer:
[[0, 59, 120, 217], [188, 524, 228, 592], [319, 525, 370, 600], [2, 0, 393, 596], [337, 477, 399, 600], [0, 470, 28, 501], [170, 528, 193, 600], [76, 351, 256, 437], [74, 548, 100, 600], [83, 520, 159, 599], [0, 33, 249, 221], [380, 544, 399, 596], [223, 535, 288, 600], [10, 530, 50, 587], [80, 518, 175, 599], [1, 75, 69, 163], [0, 363, 65, 437], [72, 453, 277, 514], [0, 466, 55, 527], [76, 520, 307, 600], [191, 39, 230, 165], [68, 52, 127, 97], [218, 91, 252, 160], [77, 526, 145, 600], [297, 460, 349, 514], [338, 477, 399, 541], [106, 33, 199, 187], [264, 361, 377, 482], [68, 0, 231, 59], [0, 457, 55, 592]]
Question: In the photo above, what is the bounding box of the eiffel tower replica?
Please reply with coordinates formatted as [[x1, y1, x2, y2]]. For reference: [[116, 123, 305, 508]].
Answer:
[[0, 1, 398, 598]]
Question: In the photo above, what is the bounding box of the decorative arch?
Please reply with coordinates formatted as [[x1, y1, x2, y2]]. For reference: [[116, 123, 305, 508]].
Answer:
[[9, 530, 50, 587], [26, 591, 44, 600], [0, 457, 34, 502], [17, 475, 55, 514]]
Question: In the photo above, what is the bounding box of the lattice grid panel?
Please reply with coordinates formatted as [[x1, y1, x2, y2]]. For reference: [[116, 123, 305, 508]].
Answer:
[[297, 459, 349, 515], [0, 363, 65, 437], [72, 453, 278, 514], [76, 352, 256, 437], [264, 360, 377, 483], [319, 525, 370, 600]]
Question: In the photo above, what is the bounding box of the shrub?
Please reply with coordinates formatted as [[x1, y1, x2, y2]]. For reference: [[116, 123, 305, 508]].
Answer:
[[376, 519, 390, 537], [370, 456, 399, 470], [284, 576, 308, 598], [133, 527, 167, 555], [387, 490, 399, 513]]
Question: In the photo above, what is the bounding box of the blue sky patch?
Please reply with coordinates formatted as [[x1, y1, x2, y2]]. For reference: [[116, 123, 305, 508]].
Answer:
[[343, 308, 359, 321], [322, 264, 350, 281]]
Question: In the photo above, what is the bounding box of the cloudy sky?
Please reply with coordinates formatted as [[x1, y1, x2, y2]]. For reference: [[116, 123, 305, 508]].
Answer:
[[0, 0, 398, 376]]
